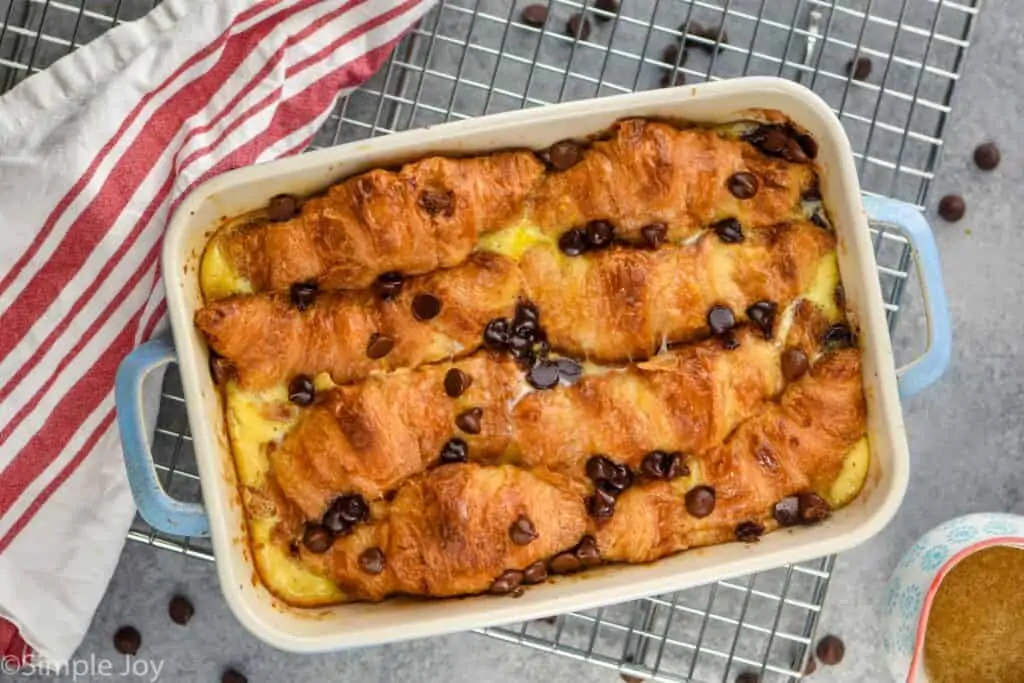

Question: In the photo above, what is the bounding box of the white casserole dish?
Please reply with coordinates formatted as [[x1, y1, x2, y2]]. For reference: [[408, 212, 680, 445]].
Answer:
[[115, 77, 951, 652]]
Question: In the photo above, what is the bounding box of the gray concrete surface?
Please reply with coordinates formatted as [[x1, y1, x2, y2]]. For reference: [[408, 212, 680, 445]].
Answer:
[[10, 0, 1024, 681]]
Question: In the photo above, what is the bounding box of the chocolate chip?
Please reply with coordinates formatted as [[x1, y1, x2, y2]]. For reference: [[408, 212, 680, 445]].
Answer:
[[780, 348, 809, 382], [549, 551, 583, 574], [209, 355, 235, 385], [509, 333, 534, 360], [302, 523, 333, 553], [588, 486, 617, 519], [798, 492, 831, 524], [439, 438, 468, 464], [268, 194, 298, 222], [823, 323, 854, 349], [815, 635, 845, 665], [412, 293, 442, 320], [587, 457, 632, 493], [520, 3, 548, 27], [509, 515, 539, 545], [221, 669, 248, 683], [661, 43, 687, 67], [735, 521, 765, 543], [641, 451, 687, 479], [490, 569, 525, 594], [834, 283, 846, 310], [684, 486, 716, 518], [544, 140, 584, 171], [335, 494, 369, 524], [555, 358, 582, 384], [558, 227, 588, 256], [567, 13, 591, 40], [358, 547, 386, 575], [746, 301, 777, 339], [114, 626, 141, 655], [484, 318, 511, 350], [810, 211, 829, 230], [288, 374, 315, 406], [803, 656, 818, 676], [707, 305, 736, 335], [523, 560, 548, 584], [641, 222, 668, 248], [584, 220, 615, 250], [938, 194, 965, 222], [527, 360, 561, 389], [734, 673, 760, 683], [513, 300, 539, 329], [586, 455, 617, 482], [720, 331, 740, 351], [290, 281, 317, 311], [773, 496, 800, 527], [456, 407, 484, 434], [683, 21, 728, 52], [712, 217, 744, 243], [444, 368, 472, 398], [974, 142, 1000, 170], [594, 0, 619, 21], [419, 189, 454, 216], [322, 503, 352, 536], [366, 333, 394, 360], [797, 133, 818, 160], [746, 124, 789, 155], [372, 271, 403, 300], [168, 596, 194, 626], [575, 535, 601, 566], [846, 56, 872, 81], [727, 172, 759, 199]]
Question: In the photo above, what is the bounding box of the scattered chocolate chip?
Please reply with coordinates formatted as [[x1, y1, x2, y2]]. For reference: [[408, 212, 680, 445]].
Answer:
[[302, 523, 333, 553], [288, 374, 315, 406], [938, 194, 965, 222], [372, 271, 403, 300], [735, 520, 765, 543], [523, 560, 548, 584], [555, 358, 582, 384], [444, 368, 472, 398], [683, 20, 728, 52], [585, 455, 617, 482], [803, 656, 818, 676], [584, 220, 615, 250], [509, 515, 539, 545], [745, 124, 788, 155], [588, 486, 617, 519], [114, 626, 141, 655], [735, 673, 760, 683], [209, 355, 235, 385], [641, 222, 668, 248], [823, 323, 854, 349], [641, 450, 688, 479], [780, 348, 809, 382], [513, 300, 539, 330], [290, 281, 317, 311], [527, 360, 561, 389], [484, 318, 511, 350], [712, 217, 744, 243], [221, 668, 248, 683], [720, 330, 740, 351], [594, 0, 619, 21], [558, 227, 588, 256], [268, 194, 298, 221], [322, 502, 352, 535], [544, 140, 584, 171], [798, 492, 831, 524], [810, 211, 829, 230], [419, 189, 454, 216], [685, 486, 716, 518], [509, 333, 535, 360], [358, 547, 386, 575], [575, 535, 601, 566], [661, 43, 686, 67], [796, 133, 819, 160], [439, 438, 468, 464], [846, 56, 872, 81], [366, 333, 394, 360], [412, 293, 442, 320], [707, 305, 736, 335], [456, 407, 484, 434], [834, 283, 846, 310], [490, 569, 525, 594], [815, 635, 845, 665], [773, 496, 801, 527], [974, 142, 1000, 170], [549, 551, 583, 574], [727, 172, 759, 199], [168, 596, 194, 626], [520, 3, 548, 27], [567, 13, 592, 40], [337, 494, 369, 523], [746, 301, 777, 339]]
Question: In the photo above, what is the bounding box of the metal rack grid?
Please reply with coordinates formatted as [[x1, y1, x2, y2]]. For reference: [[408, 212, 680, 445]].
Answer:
[[0, 0, 980, 681]]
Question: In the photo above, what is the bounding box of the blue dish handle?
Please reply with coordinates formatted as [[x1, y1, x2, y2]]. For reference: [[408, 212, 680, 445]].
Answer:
[[861, 195, 952, 399], [115, 336, 210, 538]]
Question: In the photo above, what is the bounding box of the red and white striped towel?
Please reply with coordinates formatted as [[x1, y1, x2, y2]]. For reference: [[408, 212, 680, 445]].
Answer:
[[0, 0, 432, 666]]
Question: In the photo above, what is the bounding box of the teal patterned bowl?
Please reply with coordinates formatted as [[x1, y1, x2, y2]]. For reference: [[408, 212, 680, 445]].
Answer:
[[884, 513, 1024, 682]]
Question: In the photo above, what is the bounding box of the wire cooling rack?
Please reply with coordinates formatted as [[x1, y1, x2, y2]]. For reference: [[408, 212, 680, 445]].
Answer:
[[0, 0, 980, 681]]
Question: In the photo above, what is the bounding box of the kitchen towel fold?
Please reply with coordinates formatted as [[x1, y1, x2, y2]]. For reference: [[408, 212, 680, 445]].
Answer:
[[0, 0, 432, 666]]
